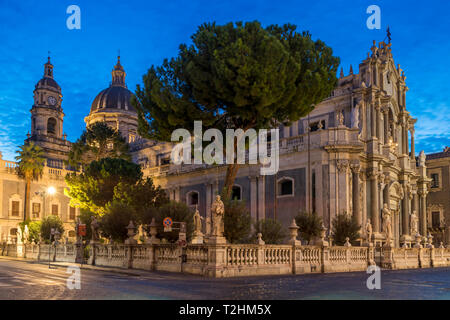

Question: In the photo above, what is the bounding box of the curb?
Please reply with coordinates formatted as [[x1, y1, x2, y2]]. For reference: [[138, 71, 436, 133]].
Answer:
[[0, 255, 150, 277]]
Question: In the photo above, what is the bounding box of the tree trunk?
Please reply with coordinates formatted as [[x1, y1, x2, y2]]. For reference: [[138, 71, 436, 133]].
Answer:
[[24, 179, 31, 221], [223, 163, 240, 199]]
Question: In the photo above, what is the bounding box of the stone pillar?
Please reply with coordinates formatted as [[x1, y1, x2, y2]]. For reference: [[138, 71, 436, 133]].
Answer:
[[206, 183, 212, 221], [419, 191, 428, 236], [257, 176, 265, 220], [369, 170, 380, 233], [402, 183, 410, 237], [410, 128, 415, 159], [371, 104, 376, 138], [383, 108, 389, 144], [351, 164, 361, 227], [375, 106, 381, 139], [250, 176, 257, 221], [403, 122, 409, 155]]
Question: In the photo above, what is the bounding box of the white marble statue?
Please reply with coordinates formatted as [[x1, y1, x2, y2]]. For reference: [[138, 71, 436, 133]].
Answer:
[[211, 195, 225, 237], [365, 219, 373, 242], [382, 204, 393, 246], [351, 103, 360, 129], [419, 150, 426, 167], [410, 211, 419, 235], [193, 207, 204, 235]]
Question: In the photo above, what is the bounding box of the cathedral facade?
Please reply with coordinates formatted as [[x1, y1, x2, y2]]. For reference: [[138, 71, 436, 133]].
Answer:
[[0, 40, 440, 247]]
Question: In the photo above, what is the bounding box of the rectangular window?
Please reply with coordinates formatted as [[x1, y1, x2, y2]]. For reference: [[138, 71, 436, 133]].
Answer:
[[11, 201, 19, 216], [310, 120, 325, 132], [431, 174, 439, 188], [432, 212, 441, 229], [32, 203, 41, 218], [69, 206, 76, 220], [52, 204, 58, 216]]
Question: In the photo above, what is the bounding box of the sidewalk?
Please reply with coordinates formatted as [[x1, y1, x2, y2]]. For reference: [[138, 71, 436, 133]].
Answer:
[[0, 255, 151, 277]]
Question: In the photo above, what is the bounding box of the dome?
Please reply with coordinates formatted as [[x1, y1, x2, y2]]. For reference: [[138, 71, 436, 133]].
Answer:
[[90, 86, 135, 113], [89, 55, 136, 114], [36, 76, 61, 92]]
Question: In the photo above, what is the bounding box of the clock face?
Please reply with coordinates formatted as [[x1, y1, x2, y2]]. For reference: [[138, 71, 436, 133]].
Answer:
[[48, 96, 57, 105]]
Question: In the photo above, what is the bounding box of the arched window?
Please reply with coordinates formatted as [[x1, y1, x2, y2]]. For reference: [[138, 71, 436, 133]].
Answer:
[[47, 117, 57, 135], [186, 191, 199, 206], [278, 177, 294, 197], [231, 185, 242, 201]]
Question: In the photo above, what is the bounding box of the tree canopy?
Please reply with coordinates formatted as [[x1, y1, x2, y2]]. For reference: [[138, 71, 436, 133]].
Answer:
[[65, 157, 144, 215], [133, 21, 340, 197], [67, 122, 131, 169]]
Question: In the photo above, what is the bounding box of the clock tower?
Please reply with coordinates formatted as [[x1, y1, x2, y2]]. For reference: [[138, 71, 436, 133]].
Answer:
[[28, 56, 71, 166]]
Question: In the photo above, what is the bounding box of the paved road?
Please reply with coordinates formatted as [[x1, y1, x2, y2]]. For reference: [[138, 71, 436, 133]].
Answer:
[[0, 258, 449, 299]]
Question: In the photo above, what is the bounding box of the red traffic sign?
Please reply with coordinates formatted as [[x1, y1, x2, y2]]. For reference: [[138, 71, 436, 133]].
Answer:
[[163, 217, 173, 227], [178, 239, 187, 247], [78, 224, 86, 237]]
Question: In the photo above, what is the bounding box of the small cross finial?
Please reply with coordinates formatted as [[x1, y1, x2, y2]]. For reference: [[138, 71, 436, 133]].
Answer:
[[386, 26, 391, 44], [47, 51, 51, 63]]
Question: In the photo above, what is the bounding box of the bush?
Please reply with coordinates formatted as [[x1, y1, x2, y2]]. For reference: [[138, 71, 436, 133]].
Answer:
[[99, 201, 137, 242], [252, 219, 286, 244], [331, 212, 360, 246], [155, 201, 194, 242], [295, 211, 323, 244], [223, 199, 252, 244], [40, 216, 65, 243]]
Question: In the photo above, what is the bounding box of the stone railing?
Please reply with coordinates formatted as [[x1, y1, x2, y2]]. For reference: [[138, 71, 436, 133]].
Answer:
[[3, 242, 450, 278], [380, 246, 450, 270]]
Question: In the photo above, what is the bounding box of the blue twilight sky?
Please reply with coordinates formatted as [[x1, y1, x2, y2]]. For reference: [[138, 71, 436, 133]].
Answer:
[[0, 0, 449, 161]]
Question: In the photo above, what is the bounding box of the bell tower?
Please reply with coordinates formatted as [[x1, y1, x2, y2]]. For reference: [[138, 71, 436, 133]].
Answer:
[[27, 55, 71, 166]]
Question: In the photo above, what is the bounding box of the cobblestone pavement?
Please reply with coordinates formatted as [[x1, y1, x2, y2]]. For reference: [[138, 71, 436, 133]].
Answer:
[[0, 258, 449, 300]]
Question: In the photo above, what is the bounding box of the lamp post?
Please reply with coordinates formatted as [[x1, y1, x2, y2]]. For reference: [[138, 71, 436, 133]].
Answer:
[[35, 186, 56, 219]]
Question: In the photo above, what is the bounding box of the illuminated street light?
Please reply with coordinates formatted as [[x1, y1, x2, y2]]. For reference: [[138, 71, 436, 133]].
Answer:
[[47, 186, 56, 195]]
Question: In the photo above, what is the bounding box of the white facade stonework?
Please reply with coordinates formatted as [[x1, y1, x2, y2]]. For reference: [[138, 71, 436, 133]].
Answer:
[[0, 41, 437, 247]]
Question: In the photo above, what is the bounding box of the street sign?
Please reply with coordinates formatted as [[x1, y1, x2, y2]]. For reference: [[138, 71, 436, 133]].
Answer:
[[163, 217, 173, 227], [163, 217, 173, 232], [78, 224, 86, 236]]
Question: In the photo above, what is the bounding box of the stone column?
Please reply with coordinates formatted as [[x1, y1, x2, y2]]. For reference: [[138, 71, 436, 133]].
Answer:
[[375, 106, 381, 139], [419, 191, 428, 236], [257, 176, 265, 220], [369, 170, 379, 233], [410, 128, 415, 159], [250, 176, 257, 221], [351, 164, 361, 227], [383, 108, 389, 144], [402, 183, 410, 237], [403, 121, 409, 155], [371, 104, 376, 138]]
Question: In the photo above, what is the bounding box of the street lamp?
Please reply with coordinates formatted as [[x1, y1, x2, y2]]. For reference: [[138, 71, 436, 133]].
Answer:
[[35, 186, 56, 219], [47, 186, 56, 196]]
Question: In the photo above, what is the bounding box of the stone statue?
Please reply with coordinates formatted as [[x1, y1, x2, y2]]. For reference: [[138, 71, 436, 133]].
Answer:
[[351, 104, 360, 129], [211, 195, 225, 237], [410, 211, 419, 235], [365, 219, 373, 243], [419, 150, 426, 167], [382, 204, 392, 246], [91, 216, 99, 241], [16, 227, 23, 244], [338, 111, 345, 126], [193, 207, 204, 235]]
